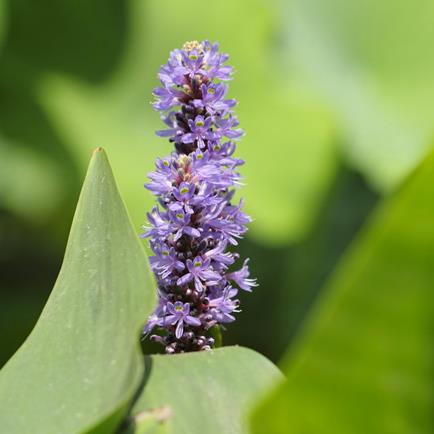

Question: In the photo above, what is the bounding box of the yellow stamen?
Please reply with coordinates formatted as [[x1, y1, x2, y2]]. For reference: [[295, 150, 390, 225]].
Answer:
[[183, 40, 204, 52]]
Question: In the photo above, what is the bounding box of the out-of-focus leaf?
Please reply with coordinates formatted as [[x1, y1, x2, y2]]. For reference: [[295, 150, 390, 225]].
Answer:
[[123, 347, 283, 434], [0, 149, 156, 434], [275, 166, 379, 355], [0, 0, 6, 52], [240, 85, 336, 243], [4, 0, 127, 82], [250, 149, 434, 433], [0, 0, 124, 221], [288, 0, 434, 190], [0, 137, 65, 221], [39, 0, 336, 245]]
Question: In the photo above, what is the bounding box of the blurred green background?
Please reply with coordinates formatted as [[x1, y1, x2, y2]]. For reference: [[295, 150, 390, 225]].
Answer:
[[1, 0, 433, 375]]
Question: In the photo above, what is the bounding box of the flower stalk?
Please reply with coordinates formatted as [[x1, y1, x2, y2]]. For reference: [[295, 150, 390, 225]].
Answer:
[[143, 40, 256, 353]]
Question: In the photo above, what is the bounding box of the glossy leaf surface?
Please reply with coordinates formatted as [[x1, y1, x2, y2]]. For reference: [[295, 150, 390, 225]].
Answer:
[[125, 347, 283, 434]]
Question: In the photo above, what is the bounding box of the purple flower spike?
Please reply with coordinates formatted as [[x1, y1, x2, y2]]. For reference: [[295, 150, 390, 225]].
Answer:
[[143, 40, 255, 354]]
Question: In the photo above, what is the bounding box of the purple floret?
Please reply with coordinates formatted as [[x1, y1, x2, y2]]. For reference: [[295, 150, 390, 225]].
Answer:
[[163, 302, 202, 340], [143, 40, 256, 353]]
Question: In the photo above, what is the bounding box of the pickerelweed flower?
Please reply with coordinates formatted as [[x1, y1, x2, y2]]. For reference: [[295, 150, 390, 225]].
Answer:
[[142, 40, 257, 354]]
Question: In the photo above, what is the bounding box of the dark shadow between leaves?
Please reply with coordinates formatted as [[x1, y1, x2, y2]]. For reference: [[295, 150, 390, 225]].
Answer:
[[225, 156, 379, 362], [115, 356, 154, 434]]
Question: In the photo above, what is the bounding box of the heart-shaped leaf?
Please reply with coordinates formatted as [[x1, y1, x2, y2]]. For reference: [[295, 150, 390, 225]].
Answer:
[[123, 347, 283, 434], [0, 148, 156, 434], [250, 149, 434, 433]]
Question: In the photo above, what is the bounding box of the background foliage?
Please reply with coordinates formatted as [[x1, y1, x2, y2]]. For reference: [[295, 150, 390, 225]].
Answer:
[[252, 148, 434, 434], [0, 0, 433, 432]]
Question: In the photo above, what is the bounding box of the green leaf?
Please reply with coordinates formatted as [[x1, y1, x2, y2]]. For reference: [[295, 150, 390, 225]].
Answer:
[[0, 148, 156, 434], [127, 407, 171, 434], [251, 149, 434, 433], [288, 0, 434, 190], [124, 347, 283, 434], [0, 0, 5, 52], [0, 137, 65, 222]]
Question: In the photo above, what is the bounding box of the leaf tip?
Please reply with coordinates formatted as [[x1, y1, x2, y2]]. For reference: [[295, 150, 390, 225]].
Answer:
[[90, 147, 110, 168]]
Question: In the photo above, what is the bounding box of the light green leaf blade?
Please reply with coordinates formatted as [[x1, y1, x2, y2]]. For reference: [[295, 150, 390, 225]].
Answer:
[[289, 0, 434, 190], [251, 149, 434, 433], [127, 407, 171, 434], [0, 136, 65, 222], [0, 148, 156, 434], [124, 347, 283, 434]]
